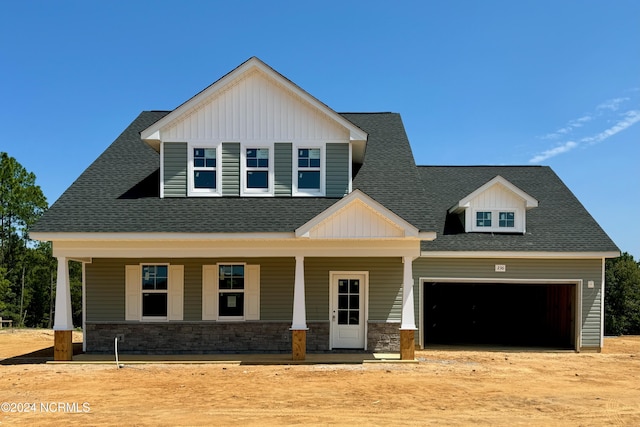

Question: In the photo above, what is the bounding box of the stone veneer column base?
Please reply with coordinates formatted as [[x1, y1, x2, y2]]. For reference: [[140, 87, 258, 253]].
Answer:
[[54, 330, 73, 361], [400, 329, 415, 360], [291, 330, 307, 360]]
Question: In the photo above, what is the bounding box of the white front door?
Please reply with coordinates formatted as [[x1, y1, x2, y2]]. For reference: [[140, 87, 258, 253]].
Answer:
[[330, 272, 367, 349]]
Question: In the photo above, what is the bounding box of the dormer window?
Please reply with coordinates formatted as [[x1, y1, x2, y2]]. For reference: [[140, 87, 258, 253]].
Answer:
[[499, 212, 515, 228], [245, 148, 270, 192], [476, 212, 492, 227], [296, 148, 322, 195], [449, 176, 538, 234], [189, 147, 219, 196]]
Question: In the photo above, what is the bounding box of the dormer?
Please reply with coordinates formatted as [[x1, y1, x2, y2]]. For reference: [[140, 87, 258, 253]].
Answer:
[[140, 57, 368, 198], [448, 176, 538, 234]]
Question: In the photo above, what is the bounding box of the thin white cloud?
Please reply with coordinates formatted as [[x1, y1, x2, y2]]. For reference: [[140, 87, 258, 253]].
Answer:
[[580, 110, 640, 145], [530, 141, 578, 163], [531, 93, 639, 163], [541, 114, 593, 139], [596, 97, 629, 111]]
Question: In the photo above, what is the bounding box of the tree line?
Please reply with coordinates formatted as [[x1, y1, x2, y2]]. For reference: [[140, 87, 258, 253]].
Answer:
[[0, 151, 639, 335]]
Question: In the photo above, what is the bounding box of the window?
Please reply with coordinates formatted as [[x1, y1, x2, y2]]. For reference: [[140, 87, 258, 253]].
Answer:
[[193, 148, 216, 189], [218, 265, 245, 317], [297, 148, 321, 191], [499, 211, 515, 228], [142, 265, 168, 318], [476, 211, 492, 227], [246, 148, 269, 190]]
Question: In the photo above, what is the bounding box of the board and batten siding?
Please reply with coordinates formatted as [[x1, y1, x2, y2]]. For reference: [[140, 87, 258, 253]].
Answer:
[[412, 257, 604, 348], [161, 69, 349, 143], [163, 142, 187, 197], [221, 142, 240, 196], [325, 143, 350, 197], [274, 142, 292, 196]]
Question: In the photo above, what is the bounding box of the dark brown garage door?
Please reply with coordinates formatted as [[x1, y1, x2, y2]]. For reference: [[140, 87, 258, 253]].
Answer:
[[423, 282, 575, 348]]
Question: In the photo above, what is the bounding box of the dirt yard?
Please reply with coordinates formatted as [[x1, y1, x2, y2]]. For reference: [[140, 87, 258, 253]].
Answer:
[[1, 329, 639, 426]]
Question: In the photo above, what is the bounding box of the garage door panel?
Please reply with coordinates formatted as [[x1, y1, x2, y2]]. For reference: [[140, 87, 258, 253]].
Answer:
[[424, 282, 574, 348]]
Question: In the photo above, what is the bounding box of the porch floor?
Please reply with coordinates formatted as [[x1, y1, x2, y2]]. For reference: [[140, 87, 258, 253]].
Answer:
[[50, 352, 416, 365]]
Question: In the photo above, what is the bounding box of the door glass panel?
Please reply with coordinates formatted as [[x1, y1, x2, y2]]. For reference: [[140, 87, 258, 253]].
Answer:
[[338, 310, 348, 324], [350, 310, 359, 325], [338, 279, 348, 293], [337, 278, 361, 325], [349, 280, 359, 293], [349, 295, 359, 309], [338, 295, 348, 310]]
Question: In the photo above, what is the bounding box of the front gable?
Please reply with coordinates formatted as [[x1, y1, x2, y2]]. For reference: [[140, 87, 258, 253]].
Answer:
[[449, 175, 538, 234], [296, 190, 428, 239], [141, 57, 368, 199]]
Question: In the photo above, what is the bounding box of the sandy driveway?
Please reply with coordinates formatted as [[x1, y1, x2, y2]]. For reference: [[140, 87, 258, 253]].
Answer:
[[1, 329, 639, 426]]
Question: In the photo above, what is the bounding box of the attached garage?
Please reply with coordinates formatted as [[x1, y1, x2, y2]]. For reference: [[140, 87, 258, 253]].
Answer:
[[422, 281, 577, 349]]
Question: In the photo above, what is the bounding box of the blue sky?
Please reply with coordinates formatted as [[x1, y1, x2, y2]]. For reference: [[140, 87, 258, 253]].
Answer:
[[2, 1, 639, 258]]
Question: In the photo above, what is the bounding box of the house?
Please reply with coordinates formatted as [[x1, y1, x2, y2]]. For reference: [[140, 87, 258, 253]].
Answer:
[[31, 57, 619, 361]]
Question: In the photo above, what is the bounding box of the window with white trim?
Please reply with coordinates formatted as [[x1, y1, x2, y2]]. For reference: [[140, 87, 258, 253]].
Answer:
[[189, 147, 219, 196], [245, 148, 269, 191], [142, 265, 168, 318], [471, 210, 518, 232], [218, 264, 245, 318], [297, 148, 321, 193], [202, 264, 260, 321], [476, 211, 492, 228], [499, 211, 515, 228]]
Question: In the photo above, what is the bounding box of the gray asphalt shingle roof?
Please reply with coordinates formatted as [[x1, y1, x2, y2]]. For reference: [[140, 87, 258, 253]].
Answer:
[[32, 111, 434, 234], [419, 166, 619, 253], [32, 110, 619, 254]]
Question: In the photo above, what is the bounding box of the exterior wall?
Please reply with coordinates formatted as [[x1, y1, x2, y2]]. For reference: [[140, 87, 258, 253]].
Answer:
[[274, 142, 292, 196], [163, 142, 187, 197], [84, 256, 404, 353], [413, 257, 604, 348], [325, 143, 350, 197], [222, 142, 240, 196]]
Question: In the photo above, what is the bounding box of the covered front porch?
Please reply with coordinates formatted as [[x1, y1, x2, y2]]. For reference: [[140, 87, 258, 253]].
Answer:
[[44, 191, 435, 362]]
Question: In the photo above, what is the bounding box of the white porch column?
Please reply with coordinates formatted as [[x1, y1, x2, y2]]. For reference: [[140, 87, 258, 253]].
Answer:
[[290, 255, 308, 360], [291, 255, 308, 330], [54, 257, 73, 331], [400, 256, 416, 330], [399, 256, 416, 360], [53, 257, 73, 361]]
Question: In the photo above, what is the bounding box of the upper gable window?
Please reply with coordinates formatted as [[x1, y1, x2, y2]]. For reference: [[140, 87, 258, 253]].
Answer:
[[296, 148, 322, 195], [499, 212, 515, 228], [189, 147, 220, 196], [245, 148, 270, 192], [472, 209, 517, 232], [476, 212, 492, 228]]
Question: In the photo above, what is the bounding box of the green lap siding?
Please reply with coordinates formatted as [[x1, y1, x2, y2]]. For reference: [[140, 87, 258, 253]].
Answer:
[[86, 257, 403, 323], [163, 142, 187, 197], [274, 143, 292, 196], [305, 258, 403, 322], [325, 143, 349, 197], [222, 142, 240, 196], [412, 257, 604, 348]]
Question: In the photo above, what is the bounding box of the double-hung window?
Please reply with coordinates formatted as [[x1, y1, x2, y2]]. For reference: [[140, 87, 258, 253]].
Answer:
[[218, 265, 245, 318], [245, 148, 269, 192], [297, 148, 321, 193], [192, 148, 217, 191], [142, 265, 168, 318]]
